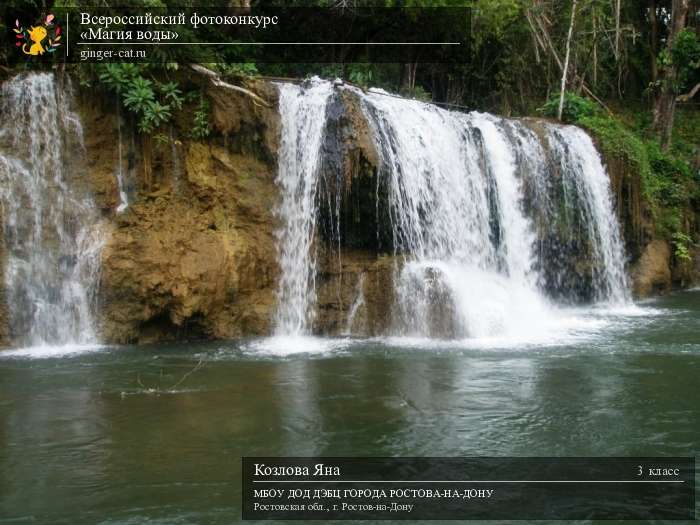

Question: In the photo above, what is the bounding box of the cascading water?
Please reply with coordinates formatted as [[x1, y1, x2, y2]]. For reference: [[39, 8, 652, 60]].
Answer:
[[360, 92, 554, 338], [343, 274, 366, 335], [546, 125, 630, 304], [265, 80, 631, 345], [0, 73, 103, 347], [273, 79, 333, 335], [356, 89, 630, 339]]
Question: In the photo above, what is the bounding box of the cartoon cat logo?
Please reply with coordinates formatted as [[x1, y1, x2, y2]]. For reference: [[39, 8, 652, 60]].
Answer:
[[23, 25, 48, 55], [13, 14, 61, 57]]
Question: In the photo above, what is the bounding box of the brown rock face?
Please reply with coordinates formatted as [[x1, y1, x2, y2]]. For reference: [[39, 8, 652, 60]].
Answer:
[[84, 80, 281, 344], [98, 142, 279, 343], [315, 248, 396, 336], [631, 240, 672, 296]]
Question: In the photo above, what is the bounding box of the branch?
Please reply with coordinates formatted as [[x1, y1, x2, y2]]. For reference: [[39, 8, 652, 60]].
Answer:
[[189, 64, 272, 108], [170, 358, 205, 390], [527, 5, 612, 116], [677, 82, 700, 102]]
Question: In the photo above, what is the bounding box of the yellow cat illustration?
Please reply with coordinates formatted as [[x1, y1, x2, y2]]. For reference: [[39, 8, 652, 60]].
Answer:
[[22, 26, 47, 56]]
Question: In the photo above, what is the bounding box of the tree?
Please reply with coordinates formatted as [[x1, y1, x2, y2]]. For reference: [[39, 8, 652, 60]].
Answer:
[[558, 0, 579, 120], [652, 0, 690, 150]]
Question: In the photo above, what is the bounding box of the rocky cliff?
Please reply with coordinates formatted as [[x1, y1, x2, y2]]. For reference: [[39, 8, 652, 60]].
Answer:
[[0, 74, 696, 346], [78, 78, 406, 343], [76, 78, 282, 343]]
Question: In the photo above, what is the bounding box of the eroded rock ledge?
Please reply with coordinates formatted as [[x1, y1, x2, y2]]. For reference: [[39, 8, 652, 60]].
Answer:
[[83, 81, 404, 343], [0, 76, 696, 345], [79, 79, 282, 343]]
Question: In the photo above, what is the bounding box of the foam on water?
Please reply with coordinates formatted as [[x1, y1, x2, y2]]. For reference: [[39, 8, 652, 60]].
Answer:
[[243, 336, 352, 357], [0, 343, 106, 359]]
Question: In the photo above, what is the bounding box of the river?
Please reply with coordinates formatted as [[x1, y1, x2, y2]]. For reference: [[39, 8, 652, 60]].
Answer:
[[1, 290, 698, 524]]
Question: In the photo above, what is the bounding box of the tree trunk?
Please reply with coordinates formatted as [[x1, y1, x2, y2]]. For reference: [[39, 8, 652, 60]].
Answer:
[[593, 8, 598, 88], [142, 134, 152, 191], [614, 0, 621, 59], [400, 62, 417, 95], [649, 0, 658, 83], [652, 0, 690, 151], [558, 0, 578, 120]]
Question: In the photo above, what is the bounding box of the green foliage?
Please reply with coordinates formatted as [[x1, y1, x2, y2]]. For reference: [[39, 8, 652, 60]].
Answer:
[[190, 97, 211, 140], [407, 85, 432, 102], [671, 29, 700, 91], [158, 81, 184, 110], [153, 133, 170, 146], [469, 0, 522, 49], [97, 63, 141, 94], [122, 76, 155, 113], [646, 140, 691, 204], [214, 63, 259, 80], [579, 111, 697, 246], [539, 93, 598, 123], [671, 232, 693, 262], [347, 64, 374, 87], [96, 64, 184, 135], [138, 100, 172, 134], [578, 115, 652, 195]]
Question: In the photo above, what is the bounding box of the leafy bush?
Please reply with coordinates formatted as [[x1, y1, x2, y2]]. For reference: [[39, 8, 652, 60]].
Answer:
[[671, 29, 700, 91], [538, 92, 598, 123], [212, 62, 259, 80], [138, 100, 172, 134], [98, 63, 140, 94], [578, 115, 651, 190], [578, 112, 696, 250], [190, 97, 211, 140], [671, 232, 693, 262], [158, 81, 184, 110], [97, 64, 182, 135], [123, 76, 155, 114]]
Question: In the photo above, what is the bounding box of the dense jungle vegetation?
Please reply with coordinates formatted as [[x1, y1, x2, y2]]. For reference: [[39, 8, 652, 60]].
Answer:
[[1, 0, 698, 258]]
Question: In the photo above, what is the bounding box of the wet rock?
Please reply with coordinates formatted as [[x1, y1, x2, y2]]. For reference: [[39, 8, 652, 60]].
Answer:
[[98, 143, 279, 343], [315, 247, 396, 335], [631, 239, 672, 296], [317, 89, 394, 252]]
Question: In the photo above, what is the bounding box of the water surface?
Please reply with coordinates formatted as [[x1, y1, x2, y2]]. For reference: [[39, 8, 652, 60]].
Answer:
[[1, 291, 698, 524]]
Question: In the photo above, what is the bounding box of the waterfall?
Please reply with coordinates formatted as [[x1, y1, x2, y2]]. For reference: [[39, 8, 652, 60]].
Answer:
[[360, 93, 552, 338], [266, 81, 630, 342], [0, 73, 103, 347], [115, 101, 129, 213], [546, 125, 630, 303], [273, 79, 333, 335], [356, 89, 630, 338]]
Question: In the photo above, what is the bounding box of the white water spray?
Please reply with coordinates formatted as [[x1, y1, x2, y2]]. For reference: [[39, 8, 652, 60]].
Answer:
[[266, 81, 631, 343]]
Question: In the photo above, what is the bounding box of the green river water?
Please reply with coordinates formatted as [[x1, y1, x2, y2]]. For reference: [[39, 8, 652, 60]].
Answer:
[[1, 291, 698, 524]]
